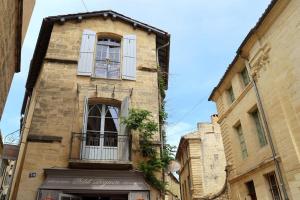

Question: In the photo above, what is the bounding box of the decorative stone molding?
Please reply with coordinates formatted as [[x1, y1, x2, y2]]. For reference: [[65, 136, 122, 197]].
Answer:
[[249, 43, 271, 79]]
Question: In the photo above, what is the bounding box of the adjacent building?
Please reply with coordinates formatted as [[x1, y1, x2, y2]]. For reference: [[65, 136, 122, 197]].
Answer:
[[0, 0, 35, 121], [0, 145, 19, 200], [165, 173, 180, 200], [9, 10, 170, 200], [209, 0, 300, 199], [176, 115, 228, 200]]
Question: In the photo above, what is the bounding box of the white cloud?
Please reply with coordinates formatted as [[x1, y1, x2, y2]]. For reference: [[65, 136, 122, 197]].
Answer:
[[166, 122, 195, 148]]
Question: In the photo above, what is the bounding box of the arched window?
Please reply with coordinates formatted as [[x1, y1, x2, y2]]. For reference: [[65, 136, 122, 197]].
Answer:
[[95, 38, 121, 79], [86, 104, 119, 147]]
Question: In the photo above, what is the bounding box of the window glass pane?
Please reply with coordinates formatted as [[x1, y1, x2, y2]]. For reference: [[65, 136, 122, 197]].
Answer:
[[109, 46, 120, 62], [95, 38, 120, 79], [96, 45, 108, 61], [236, 124, 248, 159], [86, 105, 102, 146], [95, 61, 107, 78], [228, 86, 235, 103], [241, 68, 250, 86], [107, 63, 120, 79], [104, 106, 119, 147], [252, 110, 267, 146]]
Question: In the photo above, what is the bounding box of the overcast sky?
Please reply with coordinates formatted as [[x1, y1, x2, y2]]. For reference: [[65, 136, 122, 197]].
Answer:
[[0, 0, 270, 146]]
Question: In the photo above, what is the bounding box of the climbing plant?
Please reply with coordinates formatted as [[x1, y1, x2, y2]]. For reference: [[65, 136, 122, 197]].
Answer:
[[122, 108, 175, 191]]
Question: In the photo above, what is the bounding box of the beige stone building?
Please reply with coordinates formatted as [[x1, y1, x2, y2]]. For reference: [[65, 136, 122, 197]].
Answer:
[[0, 145, 19, 199], [9, 10, 170, 200], [0, 0, 35, 120], [209, 0, 300, 199], [176, 115, 227, 200], [165, 173, 180, 200]]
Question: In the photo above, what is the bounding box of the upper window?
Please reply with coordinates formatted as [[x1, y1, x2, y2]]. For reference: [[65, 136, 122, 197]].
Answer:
[[77, 30, 136, 80], [227, 86, 235, 103], [251, 109, 267, 147], [95, 38, 121, 79], [241, 67, 250, 86]]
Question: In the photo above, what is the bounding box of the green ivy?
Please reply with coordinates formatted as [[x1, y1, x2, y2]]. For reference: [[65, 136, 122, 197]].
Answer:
[[122, 108, 175, 191]]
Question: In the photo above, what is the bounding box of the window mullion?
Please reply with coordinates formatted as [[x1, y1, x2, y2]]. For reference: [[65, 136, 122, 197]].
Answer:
[[100, 105, 106, 136]]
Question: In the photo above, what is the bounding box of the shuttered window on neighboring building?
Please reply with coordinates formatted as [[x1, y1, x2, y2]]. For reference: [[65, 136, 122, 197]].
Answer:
[[251, 109, 268, 147], [241, 67, 250, 86], [235, 124, 248, 159], [77, 30, 136, 80]]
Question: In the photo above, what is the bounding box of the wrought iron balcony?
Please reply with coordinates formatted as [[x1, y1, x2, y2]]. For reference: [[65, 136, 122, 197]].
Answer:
[[69, 132, 132, 169]]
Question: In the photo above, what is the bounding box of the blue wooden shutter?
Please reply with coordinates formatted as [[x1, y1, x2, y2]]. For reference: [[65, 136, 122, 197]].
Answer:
[[122, 35, 136, 80], [77, 29, 96, 76]]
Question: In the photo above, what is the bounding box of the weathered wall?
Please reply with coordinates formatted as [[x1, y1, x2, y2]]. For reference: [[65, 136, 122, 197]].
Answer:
[[0, 0, 18, 121], [14, 18, 162, 200], [178, 121, 227, 200]]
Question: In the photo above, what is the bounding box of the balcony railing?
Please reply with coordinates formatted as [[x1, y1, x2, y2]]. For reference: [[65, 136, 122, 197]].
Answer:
[[69, 132, 130, 162]]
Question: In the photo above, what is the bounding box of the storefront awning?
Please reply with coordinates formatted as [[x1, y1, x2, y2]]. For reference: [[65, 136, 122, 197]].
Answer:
[[40, 168, 150, 191]]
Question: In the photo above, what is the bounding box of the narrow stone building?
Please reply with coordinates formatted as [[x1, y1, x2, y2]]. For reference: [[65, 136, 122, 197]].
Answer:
[[209, 0, 300, 199], [176, 115, 228, 200], [0, 0, 35, 120], [10, 10, 170, 200]]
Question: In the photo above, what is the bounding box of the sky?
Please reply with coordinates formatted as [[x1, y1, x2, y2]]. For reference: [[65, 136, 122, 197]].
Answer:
[[0, 0, 271, 146]]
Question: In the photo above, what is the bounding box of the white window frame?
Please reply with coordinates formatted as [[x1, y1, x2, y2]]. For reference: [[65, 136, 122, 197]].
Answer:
[[94, 38, 121, 79]]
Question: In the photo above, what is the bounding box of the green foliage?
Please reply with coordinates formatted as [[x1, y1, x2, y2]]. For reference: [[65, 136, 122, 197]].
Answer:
[[122, 108, 175, 192], [161, 144, 176, 169], [158, 75, 166, 99]]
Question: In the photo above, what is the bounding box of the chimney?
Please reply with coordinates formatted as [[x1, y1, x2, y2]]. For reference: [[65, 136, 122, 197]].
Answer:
[[211, 114, 219, 124]]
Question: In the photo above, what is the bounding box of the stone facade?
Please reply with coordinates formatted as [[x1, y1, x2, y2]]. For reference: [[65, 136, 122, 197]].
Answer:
[[176, 115, 227, 200], [209, 0, 300, 199], [0, 0, 35, 121], [165, 173, 180, 200], [10, 11, 170, 200]]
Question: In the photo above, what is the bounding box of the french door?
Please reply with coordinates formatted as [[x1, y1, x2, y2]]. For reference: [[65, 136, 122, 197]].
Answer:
[[82, 104, 119, 160]]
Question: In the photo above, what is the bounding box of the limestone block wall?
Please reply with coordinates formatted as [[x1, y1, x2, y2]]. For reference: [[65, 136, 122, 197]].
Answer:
[[211, 0, 300, 199], [14, 18, 163, 200], [0, 0, 18, 121], [246, 0, 300, 198]]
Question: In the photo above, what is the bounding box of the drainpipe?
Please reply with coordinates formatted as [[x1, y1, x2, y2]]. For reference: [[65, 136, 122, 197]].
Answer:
[[156, 41, 170, 200], [240, 55, 289, 200]]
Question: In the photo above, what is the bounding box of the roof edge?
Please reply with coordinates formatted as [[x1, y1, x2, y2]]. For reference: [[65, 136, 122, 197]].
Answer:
[[208, 0, 279, 101]]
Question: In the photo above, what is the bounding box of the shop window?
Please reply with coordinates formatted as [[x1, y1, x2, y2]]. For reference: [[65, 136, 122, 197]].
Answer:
[[265, 172, 282, 200]]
